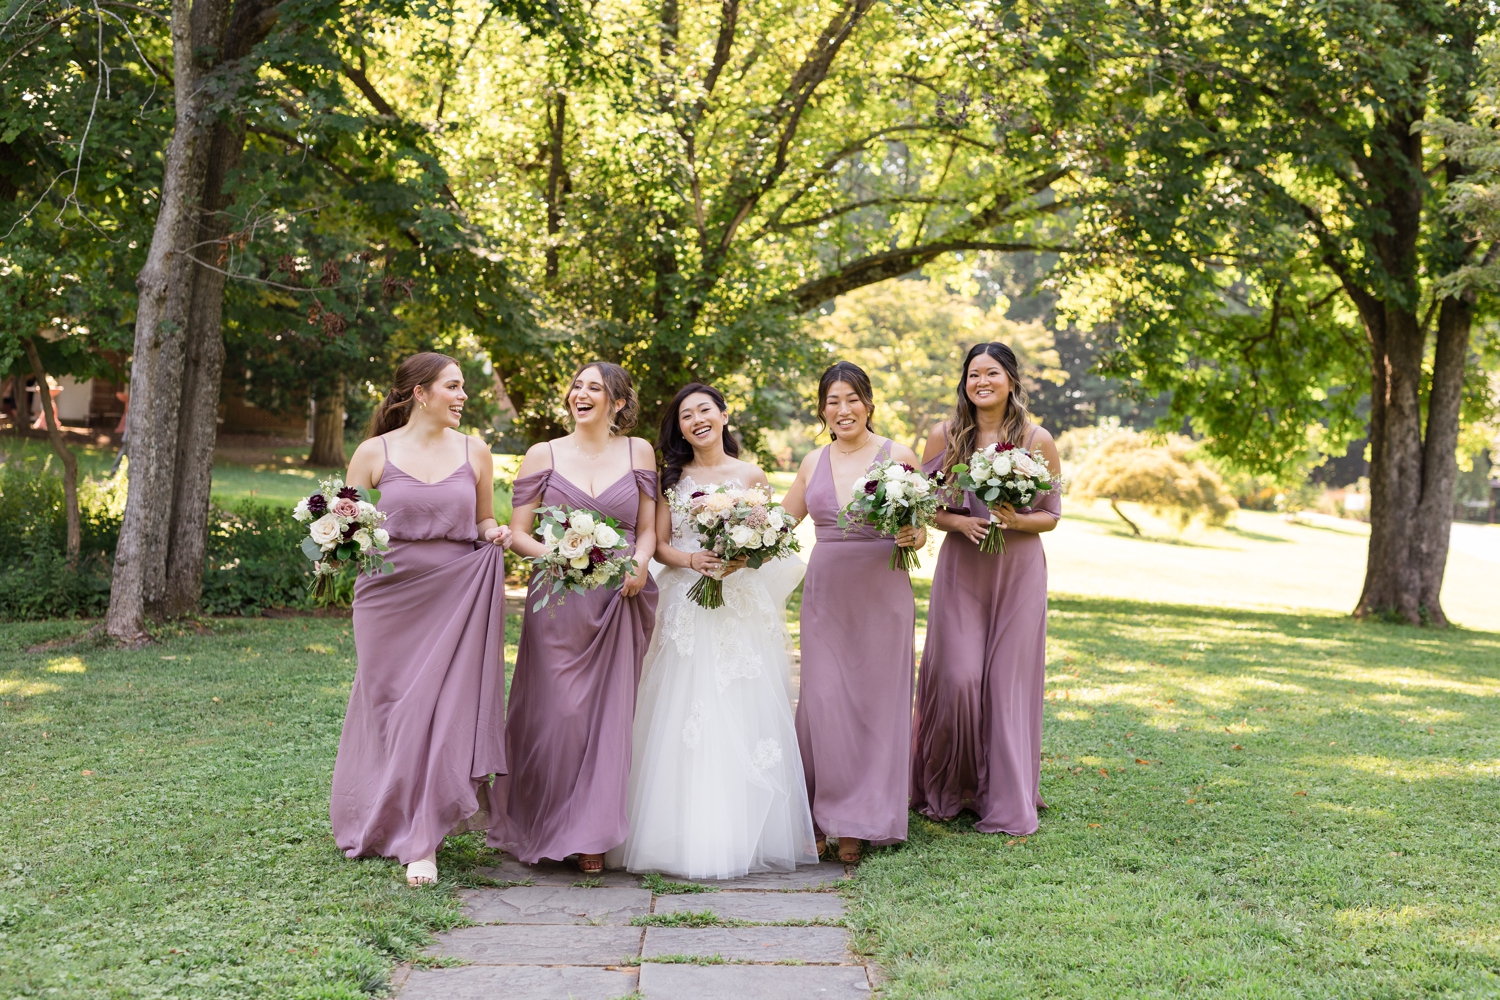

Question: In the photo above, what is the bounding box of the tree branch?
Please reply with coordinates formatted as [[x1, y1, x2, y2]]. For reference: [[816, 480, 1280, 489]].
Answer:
[[789, 240, 1073, 309]]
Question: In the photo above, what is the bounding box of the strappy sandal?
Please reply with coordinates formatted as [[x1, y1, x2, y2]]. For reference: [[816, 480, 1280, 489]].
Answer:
[[836, 839, 863, 865], [406, 857, 438, 885], [576, 853, 604, 874], [816, 836, 829, 859]]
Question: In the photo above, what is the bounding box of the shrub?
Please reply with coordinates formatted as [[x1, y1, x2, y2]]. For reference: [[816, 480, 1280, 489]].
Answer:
[[1059, 424, 1237, 535], [0, 456, 313, 620]]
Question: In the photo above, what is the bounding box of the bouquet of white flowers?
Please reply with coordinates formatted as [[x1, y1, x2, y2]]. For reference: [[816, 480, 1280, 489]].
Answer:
[[838, 459, 945, 571], [669, 483, 801, 609], [949, 442, 1061, 554], [526, 506, 636, 612], [292, 478, 392, 604]]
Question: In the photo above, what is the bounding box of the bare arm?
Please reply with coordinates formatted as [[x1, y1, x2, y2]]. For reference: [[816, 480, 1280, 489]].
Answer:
[[621, 437, 657, 597], [888, 440, 927, 550], [778, 448, 821, 523], [992, 428, 1062, 535], [345, 437, 385, 492], [472, 437, 512, 548], [506, 442, 554, 559]]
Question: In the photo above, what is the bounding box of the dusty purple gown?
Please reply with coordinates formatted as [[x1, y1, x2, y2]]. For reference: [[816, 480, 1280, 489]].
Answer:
[[795, 440, 916, 846], [492, 463, 659, 864], [331, 437, 509, 865], [909, 430, 1060, 835]]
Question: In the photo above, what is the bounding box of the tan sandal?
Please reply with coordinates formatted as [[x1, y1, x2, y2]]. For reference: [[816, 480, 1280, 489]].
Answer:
[[836, 839, 863, 865], [576, 853, 604, 874], [406, 856, 438, 885]]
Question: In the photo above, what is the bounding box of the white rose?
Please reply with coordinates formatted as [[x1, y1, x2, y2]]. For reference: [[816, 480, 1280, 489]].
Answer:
[[728, 524, 758, 548], [569, 511, 596, 533], [356, 500, 377, 519], [353, 528, 373, 552], [912, 477, 930, 495], [592, 522, 620, 549], [765, 509, 784, 530], [883, 464, 904, 481], [309, 513, 342, 547], [569, 554, 591, 570], [992, 454, 1013, 476], [885, 481, 906, 503], [373, 527, 390, 547], [853, 477, 869, 495], [293, 498, 312, 522], [697, 510, 716, 526], [557, 529, 592, 560], [762, 527, 779, 548]]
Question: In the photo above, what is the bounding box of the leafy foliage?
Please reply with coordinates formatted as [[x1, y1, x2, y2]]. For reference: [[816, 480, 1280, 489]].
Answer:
[[1060, 424, 1236, 530]]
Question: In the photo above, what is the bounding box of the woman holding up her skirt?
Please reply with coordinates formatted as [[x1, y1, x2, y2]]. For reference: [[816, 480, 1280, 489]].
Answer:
[[332, 352, 513, 885], [496, 362, 658, 874], [910, 342, 1062, 836], [780, 361, 923, 864]]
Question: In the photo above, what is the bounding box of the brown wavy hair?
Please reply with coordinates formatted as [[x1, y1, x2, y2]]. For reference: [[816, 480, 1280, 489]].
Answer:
[[942, 342, 1033, 478], [816, 361, 876, 442], [370, 352, 461, 436], [566, 361, 639, 434]]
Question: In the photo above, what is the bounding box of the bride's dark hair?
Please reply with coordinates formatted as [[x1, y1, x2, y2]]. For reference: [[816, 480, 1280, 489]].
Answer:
[[658, 382, 739, 491]]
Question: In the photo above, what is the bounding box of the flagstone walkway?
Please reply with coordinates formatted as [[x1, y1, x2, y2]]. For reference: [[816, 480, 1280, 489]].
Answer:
[[393, 857, 874, 999]]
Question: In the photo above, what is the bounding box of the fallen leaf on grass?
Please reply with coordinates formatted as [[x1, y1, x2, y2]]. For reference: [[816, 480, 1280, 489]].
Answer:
[[1186, 798, 1197, 804], [81, 770, 94, 776], [1098, 768, 1109, 777], [1231, 744, 1243, 751], [1294, 790, 1307, 796], [212, 697, 221, 703], [161, 656, 176, 661], [1088, 823, 1101, 828], [1135, 758, 1151, 765]]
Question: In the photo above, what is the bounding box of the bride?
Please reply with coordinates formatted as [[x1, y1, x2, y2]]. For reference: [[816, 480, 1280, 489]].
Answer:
[[608, 383, 819, 879]]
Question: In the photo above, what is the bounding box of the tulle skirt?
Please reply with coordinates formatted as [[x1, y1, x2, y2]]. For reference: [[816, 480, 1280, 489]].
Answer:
[[608, 557, 818, 879]]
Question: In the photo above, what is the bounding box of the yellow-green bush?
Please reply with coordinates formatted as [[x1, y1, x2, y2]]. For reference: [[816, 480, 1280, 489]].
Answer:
[[1060, 424, 1236, 533]]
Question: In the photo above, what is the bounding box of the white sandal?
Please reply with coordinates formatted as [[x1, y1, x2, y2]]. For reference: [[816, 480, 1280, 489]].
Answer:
[[406, 856, 438, 885]]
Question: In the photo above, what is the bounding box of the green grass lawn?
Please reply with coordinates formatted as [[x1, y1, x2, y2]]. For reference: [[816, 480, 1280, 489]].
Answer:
[[3, 597, 1496, 997]]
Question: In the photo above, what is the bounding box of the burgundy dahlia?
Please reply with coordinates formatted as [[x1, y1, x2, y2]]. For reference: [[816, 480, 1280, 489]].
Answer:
[[337, 486, 359, 500], [863, 480, 878, 494], [307, 493, 328, 515]]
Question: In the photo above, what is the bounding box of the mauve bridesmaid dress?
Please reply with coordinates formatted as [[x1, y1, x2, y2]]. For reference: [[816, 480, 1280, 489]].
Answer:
[[909, 427, 1061, 835], [492, 463, 659, 863], [795, 440, 916, 846], [331, 436, 509, 865]]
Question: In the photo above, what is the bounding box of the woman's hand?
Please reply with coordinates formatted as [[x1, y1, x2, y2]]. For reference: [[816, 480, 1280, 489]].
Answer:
[[989, 502, 1019, 530], [956, 515, 991, 545], [482, 525, 513, 549], [688, 550, 724, 577], [621, 564, 650, 598], [895, 524, 926, 550]]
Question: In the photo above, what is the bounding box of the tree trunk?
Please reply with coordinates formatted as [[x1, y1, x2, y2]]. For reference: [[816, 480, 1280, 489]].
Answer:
[[107, 0, 277, 638], [10, 375, 27, 431], [23, 340, 80, 564], [308, 375, 347, 467]]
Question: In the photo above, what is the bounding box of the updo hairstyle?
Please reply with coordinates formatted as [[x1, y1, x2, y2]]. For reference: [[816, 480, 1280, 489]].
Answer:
[[369, 352, 461, 436]]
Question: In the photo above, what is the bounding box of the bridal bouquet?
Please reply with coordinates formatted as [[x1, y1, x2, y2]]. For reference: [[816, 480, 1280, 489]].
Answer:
[[838, 459, 944, 571], [670, 483, 801, 609], [292, 478, 392, 604], [527, 505, 637, 612], [949, 442, 1061, 554]]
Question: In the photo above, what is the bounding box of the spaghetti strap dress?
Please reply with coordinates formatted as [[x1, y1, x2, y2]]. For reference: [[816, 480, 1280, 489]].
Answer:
[[492, 458, 659, 863], [794, 439, 916, 846], [331, 436, 509, 865], [910, 426, 1061, 835]]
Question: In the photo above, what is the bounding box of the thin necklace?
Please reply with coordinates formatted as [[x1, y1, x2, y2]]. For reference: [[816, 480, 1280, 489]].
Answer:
[[571, 436, 613, 460], [833, 429, 873, 455]]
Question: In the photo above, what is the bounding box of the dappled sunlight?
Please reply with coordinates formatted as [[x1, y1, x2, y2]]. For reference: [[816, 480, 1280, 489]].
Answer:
[[45, 656, 86, 673], [0, 677, 62, 698], [1334, 904, 1444, 931]]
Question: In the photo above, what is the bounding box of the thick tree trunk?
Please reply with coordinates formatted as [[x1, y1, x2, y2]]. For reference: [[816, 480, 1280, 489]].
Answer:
[[24, 340, 80, 564], [1352, 114, 1462, 626], [308, 376, 347, 467], [108, 0, 275, 638], [10, 375, 27, 431]]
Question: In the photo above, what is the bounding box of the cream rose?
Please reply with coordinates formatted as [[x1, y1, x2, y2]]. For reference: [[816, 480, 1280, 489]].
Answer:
[[592, 522, 621, 549], [569, 554, 591, 570], [557, 529, 592, 560], [728, 524, 759, 548], [569, 511, 596, 533], [353, 528, 373, 552], [761, 527, 779, 548], [373, 527, 390, 547], [309, 513, 342, 547], [293, 498, 312, 522]]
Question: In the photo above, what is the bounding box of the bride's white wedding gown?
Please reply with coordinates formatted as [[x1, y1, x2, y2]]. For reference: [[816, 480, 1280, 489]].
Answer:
[[608, 476, 819, 879]]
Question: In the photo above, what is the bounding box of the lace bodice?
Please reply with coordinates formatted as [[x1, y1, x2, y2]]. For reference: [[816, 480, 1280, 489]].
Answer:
[[667, 474, 744, 553]]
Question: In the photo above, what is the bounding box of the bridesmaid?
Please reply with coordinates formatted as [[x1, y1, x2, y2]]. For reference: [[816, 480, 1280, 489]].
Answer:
[[495, 361, 658, 873], [910, 342, 1062, 835], [780, 361, 923, 864], [332, 352, 513, 886]]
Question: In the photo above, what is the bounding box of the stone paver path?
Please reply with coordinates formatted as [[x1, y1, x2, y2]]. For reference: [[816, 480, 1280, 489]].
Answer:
[[393, 858, 873, 999]]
